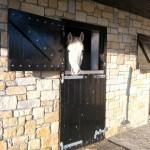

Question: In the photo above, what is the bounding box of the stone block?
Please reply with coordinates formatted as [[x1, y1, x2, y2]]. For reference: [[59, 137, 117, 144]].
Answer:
[[25, 120, 36, 135], [0, 111, 12, 119], [1, 32, 7, 48], [0, 10, 7, 23], [41, 71, 60, 79], [18, 117, 25, 126], [12, 135, 28, 145], [107, 34, 118, 42], [51, 121, 59, 134], [33, 107, 44, 119], [0, 0, 7, 5], [52, 79, 60, 90], [21, 2, 44, 16], [26, 0, 37, 4], [28, 139, 40, 150], [58, 1, 67, 11], [64, 12, 75, 19], [38, 0, 48, 7], [68, 0, 75, 13], [87, 16, 97, 24], [6, 86, 26, 95], [82, 1, 95, 12], [0, 96, 17, 110], [41, 90, 59, 101], [16, 77, 36, 86], [76, 11, 86, 22], [102, 12, 113, 19], [16, 71, 24, 78], [17, 126, 24, 136], [94, 8, 102, 17], [36, 126, 50, 138], [0, 141, 7, 150], [44, 111, 59, 123], [76, 2, 82, 11], [117, 54, 125, 65], [56, 10, 63, 16], [17, 94, 27, 101], [17, 99, 40, 109], [8, 0, 21, 9], [27, 91, 40, 99], [3, 118, 18, 128], [1, 48, 8, 56], [41, 133, 58, 148], [4, 127, 17, 138], [37, 79, 52, 91], [45, 8, 55, 16], [0, 81, 5, 91], [27, 85, 36, 91], [49, 0, 57, 8]]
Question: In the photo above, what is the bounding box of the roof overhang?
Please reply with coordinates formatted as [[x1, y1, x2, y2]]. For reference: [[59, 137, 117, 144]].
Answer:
[[93, 0, 150, 19]]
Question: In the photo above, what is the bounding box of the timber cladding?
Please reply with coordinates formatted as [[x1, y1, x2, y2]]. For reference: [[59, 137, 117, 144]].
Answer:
[[0, 0, 149, 149]]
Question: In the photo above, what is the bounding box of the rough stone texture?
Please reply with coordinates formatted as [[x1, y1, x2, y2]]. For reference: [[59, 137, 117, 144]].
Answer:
[[0, 141, 7, 150], [0, 0, 150, 149], [25, 120, 36, 135], [58, 0, 67, 11], [82, 1, 95, 13], [6, 86, 26, 95], [38, 0, 48, 7], [33, 107, 44, 119], [28, 139, 40, 150], [0, 96, 17, 110], [45, 8, 55, 16], [16, 77, 36, 86], [21, 2, 44, 16], [17, 99, 40, 109], [37, 79, 52, 91], [49, 0, 57, 8]]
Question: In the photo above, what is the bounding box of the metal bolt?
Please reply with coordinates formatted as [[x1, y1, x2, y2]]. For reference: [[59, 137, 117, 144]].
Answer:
[[43, 46, 47, 50], [28, 30, 31, 34], [44, 20, 47, 24]]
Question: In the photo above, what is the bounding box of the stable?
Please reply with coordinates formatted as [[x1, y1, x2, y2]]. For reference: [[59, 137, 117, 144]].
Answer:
[[0, 0, 150, 149]]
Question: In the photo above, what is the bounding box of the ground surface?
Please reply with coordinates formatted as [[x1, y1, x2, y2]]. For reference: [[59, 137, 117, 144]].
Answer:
[[78, 124, 150, 150], [78, 140, 126, 150], [109, 124, 150, 150]]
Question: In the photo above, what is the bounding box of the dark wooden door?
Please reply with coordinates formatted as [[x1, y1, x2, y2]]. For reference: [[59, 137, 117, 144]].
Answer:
[[60, 71, 106, 149]]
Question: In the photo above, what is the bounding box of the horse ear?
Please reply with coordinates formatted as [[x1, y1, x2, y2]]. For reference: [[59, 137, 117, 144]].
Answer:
[[67, 32, 73, 43], [79, 32, 84, 42]]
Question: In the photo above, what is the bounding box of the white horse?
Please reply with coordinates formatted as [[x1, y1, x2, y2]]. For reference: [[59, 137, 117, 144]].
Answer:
[[67, 32, 84, 75]]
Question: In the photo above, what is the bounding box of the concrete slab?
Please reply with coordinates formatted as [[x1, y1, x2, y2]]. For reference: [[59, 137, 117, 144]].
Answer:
[[78, 140, 126, 150], [109, 124, 150, 150]]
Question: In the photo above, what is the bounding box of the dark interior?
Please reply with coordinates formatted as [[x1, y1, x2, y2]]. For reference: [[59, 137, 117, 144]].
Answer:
[[63, 19, 106, 71]]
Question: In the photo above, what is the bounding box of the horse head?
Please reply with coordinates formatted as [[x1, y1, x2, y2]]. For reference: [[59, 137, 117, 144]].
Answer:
[[67, 32, 84, 75]]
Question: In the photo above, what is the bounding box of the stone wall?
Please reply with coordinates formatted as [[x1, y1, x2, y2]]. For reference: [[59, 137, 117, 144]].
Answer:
[[0, 0, 150, 149]]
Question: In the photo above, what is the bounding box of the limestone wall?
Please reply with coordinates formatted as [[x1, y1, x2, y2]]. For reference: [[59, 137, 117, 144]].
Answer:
[[0, 0, 150, 149]]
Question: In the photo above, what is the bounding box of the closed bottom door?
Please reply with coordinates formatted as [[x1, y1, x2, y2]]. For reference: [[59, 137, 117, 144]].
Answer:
[[60, 72, 106, 149]]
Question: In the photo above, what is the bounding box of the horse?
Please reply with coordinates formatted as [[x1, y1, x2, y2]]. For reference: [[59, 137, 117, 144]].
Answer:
[[67, 32, 84, 75]]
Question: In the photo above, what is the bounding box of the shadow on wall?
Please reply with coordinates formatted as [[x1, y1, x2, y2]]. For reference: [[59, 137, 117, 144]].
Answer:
[[121, 67, 133, 126]]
